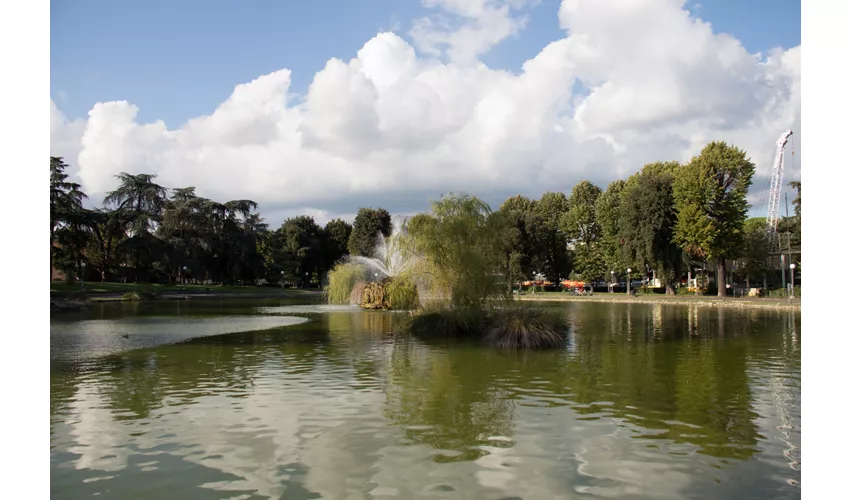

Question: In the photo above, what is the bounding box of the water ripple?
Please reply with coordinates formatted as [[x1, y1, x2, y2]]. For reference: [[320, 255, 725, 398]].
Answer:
[[51, 303, 801, 499]]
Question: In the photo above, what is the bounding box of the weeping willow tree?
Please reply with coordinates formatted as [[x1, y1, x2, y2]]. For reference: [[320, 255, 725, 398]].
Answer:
[[404, 193, 511, 310], [326, 262, 367, 304], [403, 193, 563, 348]]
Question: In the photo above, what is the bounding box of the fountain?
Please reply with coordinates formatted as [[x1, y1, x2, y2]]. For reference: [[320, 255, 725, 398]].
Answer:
[[348, 218, 420, 280], [326, 218, 424, 310]]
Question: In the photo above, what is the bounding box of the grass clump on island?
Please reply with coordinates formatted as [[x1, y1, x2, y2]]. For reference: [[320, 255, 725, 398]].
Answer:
[[407, 304, 562, 349], [121, 291, 161, 301]]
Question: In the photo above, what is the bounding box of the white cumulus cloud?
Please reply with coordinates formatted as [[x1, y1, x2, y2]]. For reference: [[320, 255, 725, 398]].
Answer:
[[49, 0, 800, 226]]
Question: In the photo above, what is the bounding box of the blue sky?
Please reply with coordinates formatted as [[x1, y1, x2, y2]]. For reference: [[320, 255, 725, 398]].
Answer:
[[51, 0, 800, 129]]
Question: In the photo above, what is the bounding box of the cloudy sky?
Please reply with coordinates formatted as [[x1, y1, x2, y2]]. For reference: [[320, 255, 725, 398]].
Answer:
[[50, 0, 801, 227]]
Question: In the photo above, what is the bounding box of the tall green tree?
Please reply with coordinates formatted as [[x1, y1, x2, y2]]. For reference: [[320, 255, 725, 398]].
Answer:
[[500, 194, 534, 214], [158, 187, 207, 282], [53, 209, 92, 282], [672, 142, 755, 296], [280, 215, 324, 287], [561, 181, 606, 281], [498, 197, 547, 288], [50, 157, 87, 279], [103, 173, 169, 234], [323, 218, 353, 270], [498, 195, 547, 282], [85, 208, 129, 282], [738, 217, 771, 289], [533, 192, 571, 281], [348, 208, 392, 257], [103, 173, 169, 282], [596, 180, 627, 274], [619, 162, 682, 294]]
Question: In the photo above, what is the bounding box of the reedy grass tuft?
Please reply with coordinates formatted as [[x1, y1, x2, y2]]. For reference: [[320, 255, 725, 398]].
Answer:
[[122, 291, 160, 301], [483, 306, 563, 349], [406, 304, 564, 348]]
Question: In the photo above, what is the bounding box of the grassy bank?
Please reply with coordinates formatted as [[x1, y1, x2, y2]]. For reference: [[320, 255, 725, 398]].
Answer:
[[50, 282, 321, 302], [517, 292, 800, 310]]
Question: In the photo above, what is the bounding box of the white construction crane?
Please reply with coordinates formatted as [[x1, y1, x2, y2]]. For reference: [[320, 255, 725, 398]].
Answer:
[[766, 130, 793, 249]]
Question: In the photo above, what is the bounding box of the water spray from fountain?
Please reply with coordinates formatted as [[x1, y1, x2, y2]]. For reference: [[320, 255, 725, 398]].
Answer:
[[326, 216, 427, 310], [347, 217, 419, 280]]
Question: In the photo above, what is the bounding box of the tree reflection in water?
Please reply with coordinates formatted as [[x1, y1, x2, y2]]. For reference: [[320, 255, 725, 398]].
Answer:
[[50, 301, 800, 498]]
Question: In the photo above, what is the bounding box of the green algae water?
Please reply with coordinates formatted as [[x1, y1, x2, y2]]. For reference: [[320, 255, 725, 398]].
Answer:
[[50, 300, 800, 499]]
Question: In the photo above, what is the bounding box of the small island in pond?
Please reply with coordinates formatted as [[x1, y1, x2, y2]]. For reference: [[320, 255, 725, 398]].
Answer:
[[326, 193, 565, 349]]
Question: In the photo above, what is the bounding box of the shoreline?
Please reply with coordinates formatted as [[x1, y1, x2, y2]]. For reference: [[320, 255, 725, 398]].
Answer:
[[517, 294, 801, 310], [50, 289, 325, 311], [50, 288, 800, 312]]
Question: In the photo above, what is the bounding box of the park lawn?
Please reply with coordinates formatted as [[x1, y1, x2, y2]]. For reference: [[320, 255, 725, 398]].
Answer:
[[50, 282, 313, 296]]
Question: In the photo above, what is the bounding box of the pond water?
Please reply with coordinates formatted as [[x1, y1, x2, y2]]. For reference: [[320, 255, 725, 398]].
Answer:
[[50, 299, 801, 500]]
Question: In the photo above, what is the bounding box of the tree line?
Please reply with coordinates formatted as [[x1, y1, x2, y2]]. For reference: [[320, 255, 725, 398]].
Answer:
[[50, 157, 391, 288], [497, 143, 800, 296], [50, 140, 800, 296]]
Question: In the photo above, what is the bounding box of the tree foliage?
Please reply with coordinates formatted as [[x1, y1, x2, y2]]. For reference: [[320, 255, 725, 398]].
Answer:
[[48, 149, 780, 293], [533, 192, 571, 281], [619, 162, 682, 293], [673, 142, 755, 295], [498, 196, 548, 286], [348, 208, 392, 257], [672, 142, 754, 260], [323, 218, 353, 269], [738, 217, 771, 287], [50, 157, 88, 278], [406, 194, 510, 310], [561, 181, 605, 280], [595, 180, 627, 273]]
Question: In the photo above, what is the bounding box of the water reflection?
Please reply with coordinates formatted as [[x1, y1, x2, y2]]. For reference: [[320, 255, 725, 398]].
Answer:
[[51, 314, 310, 363], [51, 302, 801, 499]]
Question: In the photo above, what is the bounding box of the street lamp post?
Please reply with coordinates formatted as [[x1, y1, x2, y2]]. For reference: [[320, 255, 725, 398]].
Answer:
[[80, 261, 86, 291], [789, 263, 796, 299], [305, 272, 310, 288], [182, 265, 187, 285], [610, 270, 615, 293], [627, 268, 632, 296]]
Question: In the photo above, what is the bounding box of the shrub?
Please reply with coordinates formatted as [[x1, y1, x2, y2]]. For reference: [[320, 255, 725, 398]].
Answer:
[[766, 286, 801, 299], [326, 263, 367, 304], [406, 304, 564, 348], [122, 291, 159, 301], [386, 276, 420, 310], [406, 306, 489, 339], [484, 306, 563, 349]]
